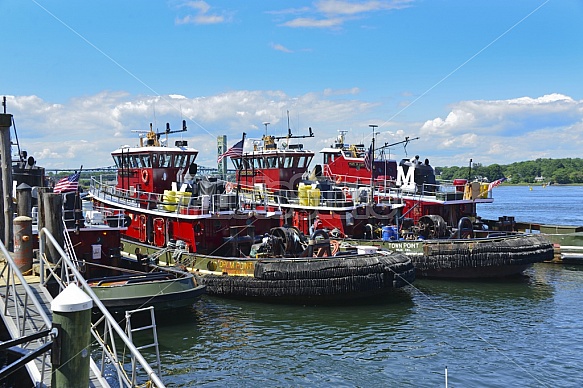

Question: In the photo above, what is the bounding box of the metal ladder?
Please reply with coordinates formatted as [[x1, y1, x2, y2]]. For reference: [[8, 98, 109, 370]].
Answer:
[[125, 307, 162, 382]]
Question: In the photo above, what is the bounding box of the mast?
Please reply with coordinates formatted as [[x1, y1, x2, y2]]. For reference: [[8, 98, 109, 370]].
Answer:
[[369, 124, 378, 204], [235, 132, 247, 211]]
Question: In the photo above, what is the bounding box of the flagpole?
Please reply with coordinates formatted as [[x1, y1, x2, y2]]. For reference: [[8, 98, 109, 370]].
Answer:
[[235, 132, 246, 211], [75, 165, 83, 230], [369, 124, 378, 204]]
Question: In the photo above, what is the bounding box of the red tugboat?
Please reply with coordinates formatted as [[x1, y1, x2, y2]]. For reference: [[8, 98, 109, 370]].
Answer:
[[229, 127, 403, 240], [320, 130, 399, 187], [88, 122, 282, 256], [318, 131, 492, 229], [231, 126, 315, 193], [314, 130, 554, 278], [95, 124, 416, 303]]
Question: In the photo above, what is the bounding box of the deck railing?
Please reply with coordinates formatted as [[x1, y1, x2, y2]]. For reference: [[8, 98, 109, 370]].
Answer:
[[89, 177, 283, 215], [89, 174, 493, 219]]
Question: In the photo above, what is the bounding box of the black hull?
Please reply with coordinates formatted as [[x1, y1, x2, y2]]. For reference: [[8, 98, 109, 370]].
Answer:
[[196, 253, 415, 303], [343, 234, 554, 279]]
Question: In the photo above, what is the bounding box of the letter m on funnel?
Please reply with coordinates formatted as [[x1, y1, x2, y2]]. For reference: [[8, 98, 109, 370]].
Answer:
[[396, 165, 416, 192]]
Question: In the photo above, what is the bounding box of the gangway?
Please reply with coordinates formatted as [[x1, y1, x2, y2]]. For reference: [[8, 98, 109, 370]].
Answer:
[[0, 227, 166, 387]]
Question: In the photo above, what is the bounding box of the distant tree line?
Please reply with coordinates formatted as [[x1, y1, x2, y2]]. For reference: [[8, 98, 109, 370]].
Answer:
[[436, 158, 583, 184]]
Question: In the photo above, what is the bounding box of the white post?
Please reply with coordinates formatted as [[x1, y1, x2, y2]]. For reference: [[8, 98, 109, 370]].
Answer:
[[445, 366, 448, 388]]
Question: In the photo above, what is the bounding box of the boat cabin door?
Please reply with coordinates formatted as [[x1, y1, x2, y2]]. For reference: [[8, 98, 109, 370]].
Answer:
[[153, 217, 166, 247], [139, 215, 147, 243]]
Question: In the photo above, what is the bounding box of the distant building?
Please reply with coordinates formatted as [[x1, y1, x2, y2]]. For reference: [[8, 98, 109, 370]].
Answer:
[[534, 176, 546, 182]]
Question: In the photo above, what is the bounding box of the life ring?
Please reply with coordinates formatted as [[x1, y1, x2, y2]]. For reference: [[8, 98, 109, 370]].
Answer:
[[225, 182, 234, 194], [141, 169, 149, 183]]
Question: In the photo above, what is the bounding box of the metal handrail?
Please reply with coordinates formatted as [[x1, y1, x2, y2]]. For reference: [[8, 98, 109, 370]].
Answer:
[[38, 227, 166, 387], [0, 239, 52, 384]]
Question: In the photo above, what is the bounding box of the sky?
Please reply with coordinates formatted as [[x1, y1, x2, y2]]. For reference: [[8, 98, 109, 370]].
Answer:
[[1, 0, 582, 171]]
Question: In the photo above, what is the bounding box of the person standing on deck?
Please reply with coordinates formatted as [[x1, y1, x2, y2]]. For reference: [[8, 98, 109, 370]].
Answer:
[[311, 215, 323, 235]]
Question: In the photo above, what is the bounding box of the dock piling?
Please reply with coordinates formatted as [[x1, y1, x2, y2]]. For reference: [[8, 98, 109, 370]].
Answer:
[[13, 215, 33, 272], [0, 113, 14, 251], [50, 283, 93, 387]]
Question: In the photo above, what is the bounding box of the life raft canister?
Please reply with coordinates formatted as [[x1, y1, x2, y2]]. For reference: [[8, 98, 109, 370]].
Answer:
[[142, 169, 149, 183]]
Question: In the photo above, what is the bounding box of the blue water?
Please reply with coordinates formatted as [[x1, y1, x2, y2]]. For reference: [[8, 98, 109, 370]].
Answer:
[[145, 186, 583, 387], [477, 185, 583, 226]]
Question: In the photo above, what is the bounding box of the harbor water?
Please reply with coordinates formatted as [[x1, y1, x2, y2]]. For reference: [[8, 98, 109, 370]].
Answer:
[[146, 186, 582, 387]]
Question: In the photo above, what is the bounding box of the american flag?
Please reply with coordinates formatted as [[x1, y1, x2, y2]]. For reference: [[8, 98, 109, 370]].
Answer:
[[54, 172, 80, 193], [488, 177, 507, 191], [364, 144, 373, 171], [218, 139, 244, 163]]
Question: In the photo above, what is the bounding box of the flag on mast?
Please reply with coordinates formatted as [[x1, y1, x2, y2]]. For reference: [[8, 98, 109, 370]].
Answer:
[[364, 144, 373, 171], [54, 172, 80, 193], [218, 139, 244, 163], [488, 177, 507, 191]]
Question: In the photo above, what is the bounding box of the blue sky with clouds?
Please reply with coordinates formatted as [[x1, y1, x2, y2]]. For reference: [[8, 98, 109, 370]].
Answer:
[[1, 0, 582, 169]]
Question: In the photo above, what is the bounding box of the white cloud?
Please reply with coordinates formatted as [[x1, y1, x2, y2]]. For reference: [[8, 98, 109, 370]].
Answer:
[[4, 90, 376, 169], [418, 94, 583, 166], [5, 92, 582, 170], [277, 0, 414, 29], [270, 43, 293, 53], [282, 17, 345, 29], [316, 0, 414, 15], [175, 1, 230, 25], [323, 87, 360, 96]]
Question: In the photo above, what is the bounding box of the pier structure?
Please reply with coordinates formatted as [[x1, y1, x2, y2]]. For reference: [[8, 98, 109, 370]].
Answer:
[[0, 225, 166, 387]]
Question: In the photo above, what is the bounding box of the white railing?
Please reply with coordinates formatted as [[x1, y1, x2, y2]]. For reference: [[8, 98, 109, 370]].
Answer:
[[0, 239, 53, 385], [89, 174, 492, 218], [38, 228, 166, 387], [90, 177, 284, 215]]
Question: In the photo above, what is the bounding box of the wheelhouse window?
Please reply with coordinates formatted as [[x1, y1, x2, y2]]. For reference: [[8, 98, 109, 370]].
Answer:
[[237, 158, 252, 170], [297, 155, 312, 168], [175, 154, 188, 169], [231, 158, 242, 169], [141, 155, 151, 168], [323, 153, 332, 164], [266, 156, 277, 168], [131, 155, 141, 168], [283, 156, 294, 168], [115, 154, 131, 168], [158, 153, 172, 168]]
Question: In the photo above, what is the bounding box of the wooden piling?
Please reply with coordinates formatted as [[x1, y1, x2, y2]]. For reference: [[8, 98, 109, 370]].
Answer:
[[16, 182, 32, 217], [0, 113, 14, 251], [50, 283, 93, 388], [41, 192, 64, 263]]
